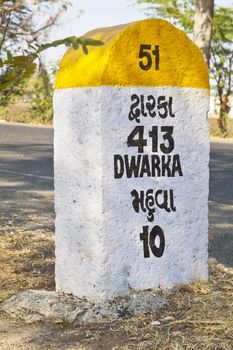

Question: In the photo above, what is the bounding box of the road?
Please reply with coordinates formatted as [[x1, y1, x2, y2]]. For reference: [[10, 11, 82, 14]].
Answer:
[[0, 122, 232, 266], [0, 122, 54, 235], [209, 140, 233, 267]]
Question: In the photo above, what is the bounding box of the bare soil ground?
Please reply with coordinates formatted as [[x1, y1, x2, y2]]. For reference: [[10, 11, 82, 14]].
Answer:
[[0, 232, 233, 349]]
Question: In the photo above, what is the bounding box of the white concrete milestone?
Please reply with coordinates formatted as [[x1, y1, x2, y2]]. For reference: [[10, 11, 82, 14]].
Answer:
[[54, 19, 210, 301]]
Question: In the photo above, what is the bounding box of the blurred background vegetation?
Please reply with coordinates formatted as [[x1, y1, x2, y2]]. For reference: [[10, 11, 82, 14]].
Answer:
[[0, 0, 232, 136], [0, 68, 54, 124], [0, 0, 102, 124], [0, 0, 66, 124]]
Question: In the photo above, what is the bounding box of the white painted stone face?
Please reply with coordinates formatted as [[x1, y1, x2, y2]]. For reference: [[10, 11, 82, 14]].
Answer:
[[54, 86, 209, 301]]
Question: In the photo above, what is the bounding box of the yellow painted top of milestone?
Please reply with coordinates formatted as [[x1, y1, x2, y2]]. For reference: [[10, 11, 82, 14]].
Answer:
[[55, 19, 209, 90]]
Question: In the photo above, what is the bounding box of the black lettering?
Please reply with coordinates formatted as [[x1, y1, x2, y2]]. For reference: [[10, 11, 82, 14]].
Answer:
[[138, 45, 160, 71], [140, 226, 150, 258], [170, 189, 176, 211], [162, 155, 172, 177], [125, 155, 141, 178], [172, 154, 183, 177], [152, 45, 160, 70], [151, 155, 161, 177], [128, 94, 140, 123], [146, 95, 156, 117], [158, 96, 168, 118], [139, 44, 152, 71], [127, 126, 147, 153], [149, 126, 158, 153], [140, 95, 147, 117], [160, 126, 174, 154], [149, 225, 165, 258], [131, 189, 146, 213], [145, 189, 155, 222], [155, 190, 170, 212], [140, 155, 151, 177], [114, 155, 124, 178], [168, 97, 175, 118]]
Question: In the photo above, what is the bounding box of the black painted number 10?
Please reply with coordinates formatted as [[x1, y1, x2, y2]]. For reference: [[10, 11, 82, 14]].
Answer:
[[140, 225, 165, 258], [139, 44, 160, 71]]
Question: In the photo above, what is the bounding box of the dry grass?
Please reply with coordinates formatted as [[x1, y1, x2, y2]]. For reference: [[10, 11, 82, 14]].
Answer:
[[82, 261, 233, 349], [0, 232, 55, 302], [0, 232, 233, 349]]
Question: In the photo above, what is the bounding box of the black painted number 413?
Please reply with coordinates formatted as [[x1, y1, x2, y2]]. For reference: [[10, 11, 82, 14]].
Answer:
[[139, 44, 160, 71]]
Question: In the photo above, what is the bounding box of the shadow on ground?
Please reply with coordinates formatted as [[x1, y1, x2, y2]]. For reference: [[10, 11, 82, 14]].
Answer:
[[0, 142, 54, 234]]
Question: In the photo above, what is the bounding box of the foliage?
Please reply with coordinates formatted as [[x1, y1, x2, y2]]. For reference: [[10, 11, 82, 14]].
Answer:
[[0, 36, 103, 106], [0, 0, 71, 51], [30, 70, 53, 124], [134, 0, 233, 134], [0, 1, 103, 107], [0, 0, 64, 105], [135, 0, 194, 31], [0, 70, 53, 124]]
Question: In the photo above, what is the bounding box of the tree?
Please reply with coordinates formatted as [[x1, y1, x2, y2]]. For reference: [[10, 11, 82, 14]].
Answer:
[[0, 1, 103, 105], [134, 0, 233, 135], [210, 7, 233, 134], [136, 0, 213, 65], [0, 1, 70, 51], [0, 0, 69, 105], [193, 0, 214, 66], [135, 0, 194, 31]]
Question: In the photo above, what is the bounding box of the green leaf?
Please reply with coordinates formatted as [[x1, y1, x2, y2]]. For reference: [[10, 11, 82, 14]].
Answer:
[[22, 63, 37, 79], [0, 34, 104, 103], [7, 51, 13, 62], [83, 38, 104, 46], [82, 45, 88, 55], [36, 36, 103, 54], [219, 57, 225, 65], [0, 81, 13, 91]]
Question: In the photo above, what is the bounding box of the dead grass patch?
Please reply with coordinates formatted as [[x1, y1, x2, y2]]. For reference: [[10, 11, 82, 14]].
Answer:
[[81, 261, 233, 349], [0, 232, 233, 349], [0, 232, 54, 302]]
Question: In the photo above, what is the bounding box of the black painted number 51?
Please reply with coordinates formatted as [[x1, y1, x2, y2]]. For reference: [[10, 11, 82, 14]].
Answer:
[[138, 44, 160, 71]]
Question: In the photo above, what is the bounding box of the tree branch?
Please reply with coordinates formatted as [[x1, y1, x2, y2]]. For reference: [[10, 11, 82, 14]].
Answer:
[[0, 12, 11, 53]]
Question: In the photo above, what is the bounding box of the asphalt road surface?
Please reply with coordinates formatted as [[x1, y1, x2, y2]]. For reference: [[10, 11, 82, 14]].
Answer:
[[0, 122, 232, 266], [0, 122, 54, 235]]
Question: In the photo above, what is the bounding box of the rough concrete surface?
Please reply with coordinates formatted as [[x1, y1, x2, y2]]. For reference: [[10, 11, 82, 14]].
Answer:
[[0, 289, 166, 324], [54, 86, 209, 300]]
